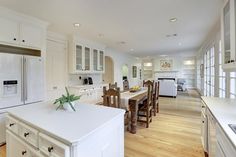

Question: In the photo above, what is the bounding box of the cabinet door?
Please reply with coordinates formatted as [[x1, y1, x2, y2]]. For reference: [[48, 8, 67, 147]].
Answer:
[[75, 45, 83, 71], [0, 113, 6, 144], [99, 50, 104, 71], [46, 40, 67, 100], [84, 47, 91, 71], [20, 23, 42, 49], [0, 17, 19, 45], [208, 113, 216, 157], [93, 49, 98, 71], [216, 142, 226, 157]]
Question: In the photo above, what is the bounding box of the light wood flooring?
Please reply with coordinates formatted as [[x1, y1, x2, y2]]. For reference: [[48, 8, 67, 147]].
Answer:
[[125, 90, 204, 157], [0, 90, 204, 157]]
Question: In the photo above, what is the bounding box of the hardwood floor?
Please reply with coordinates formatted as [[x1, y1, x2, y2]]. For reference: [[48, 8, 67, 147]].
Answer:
[[0, 90, 204, 157], [0, 145, 6, 157], [125, 90, 204, 157]]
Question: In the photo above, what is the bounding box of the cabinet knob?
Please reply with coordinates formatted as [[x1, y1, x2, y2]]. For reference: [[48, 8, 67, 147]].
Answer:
[[24, 132, 29, 137], [48, 146, 54, 152], [22, 40, 25, 42], [9, 123, 15, 127], [22, 150, 27, 155], [202, 121, 204, 123], [13, 38, 16, 41]]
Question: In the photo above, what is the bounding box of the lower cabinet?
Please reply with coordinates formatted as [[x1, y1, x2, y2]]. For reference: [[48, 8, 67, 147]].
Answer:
[[6, 130, 43, 157]]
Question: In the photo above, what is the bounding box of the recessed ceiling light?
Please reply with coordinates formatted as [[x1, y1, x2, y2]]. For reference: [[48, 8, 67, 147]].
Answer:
[[74, 23, 80, 27], [166, 33, 178, 38], [169, 18, 177, 22], [179, 42, 182, 46], [118, 41, 126, 45], [98, 33, 104, 37], [130, 49, 134, 51]]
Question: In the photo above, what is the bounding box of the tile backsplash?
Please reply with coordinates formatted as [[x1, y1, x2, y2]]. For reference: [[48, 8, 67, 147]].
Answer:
[[68, 74, 103, 86]]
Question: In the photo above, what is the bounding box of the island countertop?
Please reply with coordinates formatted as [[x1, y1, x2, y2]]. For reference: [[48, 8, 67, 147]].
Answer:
[[7, 101, 125, 145], [201, 97, 236, 148]]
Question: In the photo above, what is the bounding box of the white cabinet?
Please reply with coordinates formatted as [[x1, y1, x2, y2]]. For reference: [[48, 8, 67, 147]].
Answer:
[[0, 17, 19, 45], [69, 37, 105, 74], [46, 39, 67, 100], [221, 0, 236, 71], [207, 110, 217, 157], [6, 130, 43, 157], [0, 113, 6, 145], [20, 23, 43, 49], [0, 7, 47, 50]]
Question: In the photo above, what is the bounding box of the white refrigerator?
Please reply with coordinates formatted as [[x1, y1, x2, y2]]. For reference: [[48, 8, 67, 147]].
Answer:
[[0, 53, 44, 145]]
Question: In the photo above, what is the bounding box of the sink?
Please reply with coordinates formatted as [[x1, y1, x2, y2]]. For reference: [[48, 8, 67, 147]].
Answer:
[[229, 124, 236, 134]]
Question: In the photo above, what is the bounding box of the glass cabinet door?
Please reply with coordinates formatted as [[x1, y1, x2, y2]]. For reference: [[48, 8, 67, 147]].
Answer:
[[99, 50, 104, 71], [93, 49, 98, 71], [223, 0, 231, 64], [76, 45, 83, 71], [84, 47, 91, 71]]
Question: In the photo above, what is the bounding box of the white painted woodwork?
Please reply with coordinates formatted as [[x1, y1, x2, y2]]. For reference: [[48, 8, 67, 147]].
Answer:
[[0, 17, 19, 45], [0, 6, 48, 50], [221, 0, 236, 71], [6, 102, 125, 157], [202, 97, 236, 157], [69, 36, 105, 74], [46, 39, 67, 100]]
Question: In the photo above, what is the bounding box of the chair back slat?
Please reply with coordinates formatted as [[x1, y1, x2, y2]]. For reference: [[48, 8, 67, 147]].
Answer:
[[103, 86, 121, 108], [143, 80, 154, 105]]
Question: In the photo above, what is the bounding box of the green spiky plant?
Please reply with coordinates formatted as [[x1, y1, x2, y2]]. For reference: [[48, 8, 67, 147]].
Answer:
[[54, 87, 81, 111]]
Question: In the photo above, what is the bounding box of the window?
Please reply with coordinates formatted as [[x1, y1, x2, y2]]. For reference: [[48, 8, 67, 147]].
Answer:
[[204, 46, 215, 96], [230, 72, 236, 98], [219, 40, 226, 98]]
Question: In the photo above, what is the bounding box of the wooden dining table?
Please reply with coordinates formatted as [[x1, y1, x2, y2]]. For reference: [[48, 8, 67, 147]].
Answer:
[[120, 89, 147, 134]]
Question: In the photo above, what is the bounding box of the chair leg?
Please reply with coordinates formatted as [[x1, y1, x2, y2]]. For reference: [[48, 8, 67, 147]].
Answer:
[[150, 110, 152, 122], [146, 111, 149, 128]]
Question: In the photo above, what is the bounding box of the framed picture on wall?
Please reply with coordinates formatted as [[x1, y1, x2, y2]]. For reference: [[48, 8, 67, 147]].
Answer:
[[160, 59, 173, 71], [132, 66, 137, 78]]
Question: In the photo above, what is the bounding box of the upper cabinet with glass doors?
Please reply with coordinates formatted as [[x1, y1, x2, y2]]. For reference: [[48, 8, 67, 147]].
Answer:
[[221, 0, 236, 71], [69, 36, 105, 73]]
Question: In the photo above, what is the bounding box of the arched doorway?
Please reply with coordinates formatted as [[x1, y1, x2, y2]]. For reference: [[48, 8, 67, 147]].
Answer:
[[102, 56, 114, 84]]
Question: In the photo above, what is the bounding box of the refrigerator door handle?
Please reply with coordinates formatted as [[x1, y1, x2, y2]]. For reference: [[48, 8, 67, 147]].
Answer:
[[24, 57, 28, 101], [21, 57, 24, 102]]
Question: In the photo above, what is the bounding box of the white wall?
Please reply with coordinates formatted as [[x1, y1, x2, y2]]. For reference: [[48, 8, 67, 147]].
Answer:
[[153, 55, 196, 88], [105, 48, 142, 90]]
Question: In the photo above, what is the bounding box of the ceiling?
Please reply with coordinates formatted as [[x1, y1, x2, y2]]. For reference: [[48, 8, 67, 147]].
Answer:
[[0, 0, 224, 56]]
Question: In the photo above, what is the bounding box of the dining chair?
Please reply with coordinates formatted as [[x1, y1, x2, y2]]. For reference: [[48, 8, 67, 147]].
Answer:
[[123, 80, 129, 91], [109, 82, 118, 89], [153, 81, 160, 116], [103, 86, 130, 130], [138, 81, 153, 128]]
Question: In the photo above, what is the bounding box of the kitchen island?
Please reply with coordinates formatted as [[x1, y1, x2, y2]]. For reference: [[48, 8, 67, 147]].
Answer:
[[5, 101, 125, 157]]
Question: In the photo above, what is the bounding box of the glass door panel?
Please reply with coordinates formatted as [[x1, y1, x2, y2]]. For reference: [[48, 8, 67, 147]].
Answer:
[[99, 50, 104, 71], [76, 45, 83, 71], [224, 1, 231, 63], [93, 49, 98, 71], [84, 47, 90, 71]]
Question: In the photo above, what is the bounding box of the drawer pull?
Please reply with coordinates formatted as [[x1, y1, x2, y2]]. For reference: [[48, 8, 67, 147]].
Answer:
[[202, 121, 204, 123], [24, 132, 30, 137], [48, 146, 54, 152], [22, 150, 27, 155], [9, 123, 15, 127]]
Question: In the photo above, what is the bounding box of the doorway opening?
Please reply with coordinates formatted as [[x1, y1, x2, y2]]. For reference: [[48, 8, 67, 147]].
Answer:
[[102, 56, 114, 84]]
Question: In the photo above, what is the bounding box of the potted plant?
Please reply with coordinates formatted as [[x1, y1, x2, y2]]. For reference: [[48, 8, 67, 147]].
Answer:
[[54, 87, 81, 111]]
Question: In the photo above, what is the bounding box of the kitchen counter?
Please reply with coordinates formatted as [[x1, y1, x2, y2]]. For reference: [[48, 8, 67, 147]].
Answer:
[[201, 96, 236, 149], [69, 83, 108, 89], [7, 101, 125, 145]]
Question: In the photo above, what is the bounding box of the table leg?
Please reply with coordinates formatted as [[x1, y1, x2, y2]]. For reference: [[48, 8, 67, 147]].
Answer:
[[129, 100, 138, 134]]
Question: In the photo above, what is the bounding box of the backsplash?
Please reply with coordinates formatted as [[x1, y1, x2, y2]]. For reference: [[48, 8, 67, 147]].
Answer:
[[68, 74, 103, 86]]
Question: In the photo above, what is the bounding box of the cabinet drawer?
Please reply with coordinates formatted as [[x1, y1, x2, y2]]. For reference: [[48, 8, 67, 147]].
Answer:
[[39, 133, 70, 157], [18, 122, 39, 148], [6, 115, 19, 134]]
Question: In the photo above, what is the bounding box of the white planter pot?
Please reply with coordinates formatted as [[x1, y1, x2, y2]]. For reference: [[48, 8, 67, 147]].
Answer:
[[63, 101, 76, 112]]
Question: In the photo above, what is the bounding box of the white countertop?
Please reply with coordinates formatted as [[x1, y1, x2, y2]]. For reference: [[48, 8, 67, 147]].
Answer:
[[7, 101, 125, 145], [69, 84, 108, 89], [201, 97, 236, 148]]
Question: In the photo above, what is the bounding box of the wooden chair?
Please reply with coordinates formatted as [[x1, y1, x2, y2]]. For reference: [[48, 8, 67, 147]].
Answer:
[[109, 82, 118, 89], [123, 80, 129, 91], [153, 81, 160, 116], [103, 86, 130, 130], [138, 81, 154, 128]]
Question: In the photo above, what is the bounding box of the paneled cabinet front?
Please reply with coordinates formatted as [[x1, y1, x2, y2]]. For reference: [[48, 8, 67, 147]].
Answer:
[[69, 38, 105, 74], [0, 16, 45, 50]]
